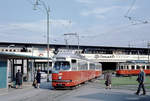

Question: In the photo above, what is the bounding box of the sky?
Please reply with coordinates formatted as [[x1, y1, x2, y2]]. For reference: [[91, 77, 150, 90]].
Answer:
[[0, 0, 150, 48]]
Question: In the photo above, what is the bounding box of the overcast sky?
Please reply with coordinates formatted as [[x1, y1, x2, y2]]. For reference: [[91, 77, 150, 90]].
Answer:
[[0, 0, 150, 47]]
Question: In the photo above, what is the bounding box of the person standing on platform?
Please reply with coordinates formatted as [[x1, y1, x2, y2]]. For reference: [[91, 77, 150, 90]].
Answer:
[[135, 67, 146, 95], [105, 71, 112, 89], [16, 69, 23, 89], [36, 69, 41, 88]]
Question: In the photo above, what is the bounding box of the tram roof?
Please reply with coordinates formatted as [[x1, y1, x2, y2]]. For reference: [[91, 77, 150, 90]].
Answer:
[[0, 52, 49, 59], [55, 50, 83, 59], [55, 50, 100, 63]]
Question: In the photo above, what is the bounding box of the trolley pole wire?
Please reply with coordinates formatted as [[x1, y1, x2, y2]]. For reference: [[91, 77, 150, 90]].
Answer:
[[124, 0, 149, 25]]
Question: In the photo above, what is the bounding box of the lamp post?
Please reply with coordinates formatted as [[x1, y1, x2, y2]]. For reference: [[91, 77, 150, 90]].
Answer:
[[31, 46, 34, 82], [147, 42, 150, 63], [33, 0, 50, 82]]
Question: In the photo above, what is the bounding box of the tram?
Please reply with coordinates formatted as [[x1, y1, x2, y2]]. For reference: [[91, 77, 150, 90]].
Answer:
[[116, 60, 150, 76], [52, 50, 102, 88]]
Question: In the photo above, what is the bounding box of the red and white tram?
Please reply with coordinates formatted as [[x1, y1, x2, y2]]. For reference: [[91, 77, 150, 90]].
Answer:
[[116, 60, 150, 76], [52, 51, 102, 88]]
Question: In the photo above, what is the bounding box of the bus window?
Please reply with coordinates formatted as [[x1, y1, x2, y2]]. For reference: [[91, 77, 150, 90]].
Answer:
[[131, 65, 135, 70]]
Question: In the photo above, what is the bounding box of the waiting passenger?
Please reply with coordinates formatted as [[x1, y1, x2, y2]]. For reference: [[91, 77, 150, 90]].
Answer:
[[36, 69, 41, 88], [16, 69, 23, 89], [105, 71, 112, 89]]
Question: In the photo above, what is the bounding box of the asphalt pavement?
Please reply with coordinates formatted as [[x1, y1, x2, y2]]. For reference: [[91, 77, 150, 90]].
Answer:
[[0, 79, 150, 101]]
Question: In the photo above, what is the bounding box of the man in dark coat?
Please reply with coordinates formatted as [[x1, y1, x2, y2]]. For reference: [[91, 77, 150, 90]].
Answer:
[[16, 70, 23, 89], [105, 71, 112, 89], [136, 67, 146, 95], [36, 69, 41, 88]]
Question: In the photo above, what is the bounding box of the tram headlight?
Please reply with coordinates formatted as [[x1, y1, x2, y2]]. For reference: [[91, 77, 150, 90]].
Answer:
[[58, 76, 62, 80]]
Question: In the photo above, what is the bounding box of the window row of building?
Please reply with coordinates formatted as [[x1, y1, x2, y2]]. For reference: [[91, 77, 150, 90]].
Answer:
[[82, 49, 149, 55], [0, 48, 32, 52]]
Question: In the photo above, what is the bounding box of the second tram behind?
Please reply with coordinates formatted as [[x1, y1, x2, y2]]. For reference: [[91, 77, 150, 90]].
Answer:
[[52, 50, 102, 88], [116, 60, 150, 76]]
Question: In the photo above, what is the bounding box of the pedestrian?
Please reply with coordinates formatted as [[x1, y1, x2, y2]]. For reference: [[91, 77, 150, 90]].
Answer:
[[36, 69, 41, 88], [105, 71, 112, 89], [135, 67, 146, 95], [16, 69, 23, 89]]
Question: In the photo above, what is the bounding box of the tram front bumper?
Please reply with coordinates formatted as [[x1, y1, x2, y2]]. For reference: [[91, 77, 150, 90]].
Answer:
[[52, 80, 72, 83], [52, 80, 73, 87]]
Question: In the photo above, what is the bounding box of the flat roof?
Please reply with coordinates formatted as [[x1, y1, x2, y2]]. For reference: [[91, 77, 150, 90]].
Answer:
[[0, 52, 49, 59], [0, 42, 148, 50]]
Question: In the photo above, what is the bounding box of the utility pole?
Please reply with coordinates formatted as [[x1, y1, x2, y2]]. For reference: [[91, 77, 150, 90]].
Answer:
[[33, 0, 50, 82], [64, 33, 80, 51], [64, 39, 69, 49]]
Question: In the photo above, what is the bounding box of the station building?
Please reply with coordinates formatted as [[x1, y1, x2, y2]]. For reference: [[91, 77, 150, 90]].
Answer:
[[0, 49, 47, 89]]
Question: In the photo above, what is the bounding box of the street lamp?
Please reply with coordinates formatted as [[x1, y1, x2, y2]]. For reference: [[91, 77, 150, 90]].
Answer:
[[33, 0, 50, 82]]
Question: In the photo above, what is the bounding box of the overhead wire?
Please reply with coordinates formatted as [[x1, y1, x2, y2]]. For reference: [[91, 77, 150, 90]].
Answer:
[[124, 0, 149, 25], [124, 0, 137, 17]]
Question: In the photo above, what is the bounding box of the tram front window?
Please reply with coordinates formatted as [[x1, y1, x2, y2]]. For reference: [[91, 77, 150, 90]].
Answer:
[[54, 61, 70, 70]]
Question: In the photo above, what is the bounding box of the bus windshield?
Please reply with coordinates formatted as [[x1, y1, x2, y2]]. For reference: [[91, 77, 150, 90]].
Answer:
[[53, 61, 70, 71]]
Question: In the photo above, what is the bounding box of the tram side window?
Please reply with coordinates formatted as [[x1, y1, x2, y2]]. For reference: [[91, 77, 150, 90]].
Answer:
[[127, 66, 129, 70], [54, 61, 70, 70], [78, 61, 88, 70], [84, 63, 88, 70], [72, 64, 77, 71], [131, 65, 135, 70], [119, 66, 121, 70], [98, 64, 101, 70], [71, 59, 77, 71], [142, 66, 145, 69], [90, 63, 95, 70], [96, 64, 100, 70], [147, 66, 150, 69], [121, 66, 124, 70], [78, 62, 81, 70], [136, 65, 140, 70], [95, 64, 99, 70]]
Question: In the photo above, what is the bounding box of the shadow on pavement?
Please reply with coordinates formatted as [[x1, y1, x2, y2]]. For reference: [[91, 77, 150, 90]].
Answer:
[[39, 81, 53, 90], [77, 91, 150, 101]]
